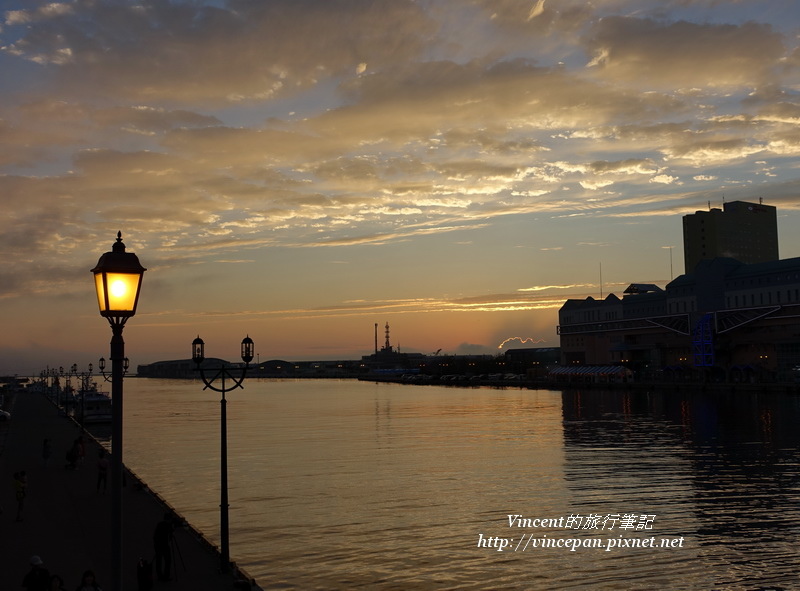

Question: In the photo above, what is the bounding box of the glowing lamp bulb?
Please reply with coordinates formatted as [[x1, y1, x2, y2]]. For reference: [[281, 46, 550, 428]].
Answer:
[[110, 279, 128, 298]]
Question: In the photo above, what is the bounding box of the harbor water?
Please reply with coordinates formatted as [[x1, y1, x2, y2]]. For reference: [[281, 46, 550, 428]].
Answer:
[[121, 378, 800, 590]]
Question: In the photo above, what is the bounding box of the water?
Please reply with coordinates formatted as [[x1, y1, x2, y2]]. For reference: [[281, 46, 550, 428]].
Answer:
[[121, 379, 800, 590]]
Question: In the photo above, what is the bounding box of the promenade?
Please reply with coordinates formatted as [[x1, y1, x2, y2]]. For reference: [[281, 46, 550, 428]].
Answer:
[[0, 388, 260, 590]]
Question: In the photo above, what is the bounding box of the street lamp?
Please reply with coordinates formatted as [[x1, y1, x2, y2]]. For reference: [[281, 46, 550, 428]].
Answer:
[[92, 231, 145, 591], [191, 335, 254, 573], [76, 363, 94, 428], [99, 356, 130, 380], [58, 366, 64, 412]]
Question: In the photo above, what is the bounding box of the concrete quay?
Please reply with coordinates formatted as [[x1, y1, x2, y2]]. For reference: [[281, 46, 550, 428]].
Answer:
[[0, 388, 261, 591]]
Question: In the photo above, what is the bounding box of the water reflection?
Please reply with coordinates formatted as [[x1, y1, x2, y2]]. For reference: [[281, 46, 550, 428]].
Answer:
[[561, 389, 800, 590], [118, 380, 800, 590]]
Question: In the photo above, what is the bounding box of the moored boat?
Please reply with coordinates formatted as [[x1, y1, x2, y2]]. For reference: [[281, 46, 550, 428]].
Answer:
[[77, 387, 112, 424]]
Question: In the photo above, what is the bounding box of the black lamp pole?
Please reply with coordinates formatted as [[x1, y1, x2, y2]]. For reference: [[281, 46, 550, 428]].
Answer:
[[191, 335, 254, 572], [92, 232, 145, 591], [58, 366, 64, 412]]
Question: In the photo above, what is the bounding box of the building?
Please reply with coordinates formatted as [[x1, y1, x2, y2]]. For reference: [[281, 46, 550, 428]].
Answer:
[[558, 200, 800, 384], [683, 200, 778, 273], [137, 358, 235, 378]]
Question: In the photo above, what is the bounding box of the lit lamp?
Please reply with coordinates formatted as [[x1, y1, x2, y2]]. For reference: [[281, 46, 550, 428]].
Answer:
[[92, 231, 145, 591], [191, 334, 253, 572]]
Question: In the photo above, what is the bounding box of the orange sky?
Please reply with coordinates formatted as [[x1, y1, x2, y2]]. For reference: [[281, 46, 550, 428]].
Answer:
[[3, 1, 800, 374]]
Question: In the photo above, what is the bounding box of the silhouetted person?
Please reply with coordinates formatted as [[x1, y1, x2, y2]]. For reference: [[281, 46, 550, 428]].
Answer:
[[42, 438, 52, 468], [65, 441, 79, 470], [153, 513, 174, 581], [75, 436, 86, 466], [75, 569, 102, 591], [22, 555, 50, 591], [14, 470, 27, 521], [49, 574, 67, 591], [96, 450, 109, 493], [136, 558, 153, 591]]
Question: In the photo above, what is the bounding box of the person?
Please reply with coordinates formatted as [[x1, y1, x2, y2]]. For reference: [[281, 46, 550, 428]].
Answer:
[[75, 436, 86, 466], [49, 574, 67, 591], [14, 470, 27, 521], [136, 558, 154, 591], [153, 513, 174, 582], [65, 441, 79, 470], [42, 438, 52, 468], [22, 555, 50, 591], [96, 450, 109, 493], [74, 569, 102, 591]]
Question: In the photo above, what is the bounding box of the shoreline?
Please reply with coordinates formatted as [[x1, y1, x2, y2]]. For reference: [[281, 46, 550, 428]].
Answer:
[[357, 374, 800, 394], [0, 387, 263, 590], [61, 394, 264, 590]]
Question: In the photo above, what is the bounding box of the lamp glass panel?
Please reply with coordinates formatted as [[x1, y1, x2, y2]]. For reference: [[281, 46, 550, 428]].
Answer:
[[94, 273, 107, 312], [103, 272, 140, 312]]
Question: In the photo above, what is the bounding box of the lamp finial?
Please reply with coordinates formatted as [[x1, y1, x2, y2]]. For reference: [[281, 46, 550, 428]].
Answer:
[[112, 231, 126, 253]]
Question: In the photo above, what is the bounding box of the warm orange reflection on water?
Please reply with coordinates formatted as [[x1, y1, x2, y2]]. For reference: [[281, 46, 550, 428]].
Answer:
[[122, 380, 800, 590]]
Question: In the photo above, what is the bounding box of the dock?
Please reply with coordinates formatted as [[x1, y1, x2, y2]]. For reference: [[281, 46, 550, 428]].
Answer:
[[0, 388, 260, 590]]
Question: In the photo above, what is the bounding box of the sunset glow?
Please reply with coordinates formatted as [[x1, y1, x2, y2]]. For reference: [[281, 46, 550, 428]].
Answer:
[[2, 1, 800, 373]]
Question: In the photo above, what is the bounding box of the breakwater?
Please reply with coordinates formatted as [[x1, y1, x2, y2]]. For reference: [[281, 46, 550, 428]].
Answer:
[[0, 387, 261, 590]]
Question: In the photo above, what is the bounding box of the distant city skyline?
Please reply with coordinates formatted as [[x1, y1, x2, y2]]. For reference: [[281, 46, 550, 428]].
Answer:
[[3, 1, 800, 375]]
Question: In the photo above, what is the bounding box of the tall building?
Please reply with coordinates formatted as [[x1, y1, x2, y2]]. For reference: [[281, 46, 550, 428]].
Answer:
[[682, 200, 778, 273], [556, 200, 800, 384]]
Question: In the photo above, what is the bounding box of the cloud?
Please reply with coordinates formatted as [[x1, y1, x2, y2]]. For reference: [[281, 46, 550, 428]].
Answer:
[[4, 0, 436, 106], [518, 283, 596, 292], [584, 17, 785, 88], [2, 0, 800, 368]]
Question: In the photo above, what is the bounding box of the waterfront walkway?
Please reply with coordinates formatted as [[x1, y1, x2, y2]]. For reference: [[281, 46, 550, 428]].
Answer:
[[0, 389, 259, 590]]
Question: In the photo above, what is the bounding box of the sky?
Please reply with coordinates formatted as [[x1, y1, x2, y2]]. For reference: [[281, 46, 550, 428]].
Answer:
[[2, 0, 800, 375]]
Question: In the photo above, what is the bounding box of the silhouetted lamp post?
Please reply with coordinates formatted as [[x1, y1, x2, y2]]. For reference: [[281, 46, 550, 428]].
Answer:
[[99, 356, 130, 379], [191, 335, 254, 573], [92, 231, 145, 591], [58, 366, 64, 411]]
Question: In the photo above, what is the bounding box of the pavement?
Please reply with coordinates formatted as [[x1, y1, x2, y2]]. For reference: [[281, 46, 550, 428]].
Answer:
[[0, 387, 261, 591]]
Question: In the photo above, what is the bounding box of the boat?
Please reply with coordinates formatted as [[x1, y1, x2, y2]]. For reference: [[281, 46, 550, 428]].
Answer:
[[77, 387, 112, 424]]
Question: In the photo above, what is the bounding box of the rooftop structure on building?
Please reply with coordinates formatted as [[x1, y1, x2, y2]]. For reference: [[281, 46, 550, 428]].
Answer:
[[682, 199, 778, 273], [558, 199, 800, 384]]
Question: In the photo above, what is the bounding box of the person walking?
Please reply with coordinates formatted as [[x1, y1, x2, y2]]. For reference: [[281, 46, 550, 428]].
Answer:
[[75, 436, 86, 467], [74, 569, 103, 591], [96, 450, 109, 494], [65, 440, 79, 470], [153, 513, 174, 582], [22, 555, 50, 591], [14, 470, 27, 521], [42, 438, 52, 468]]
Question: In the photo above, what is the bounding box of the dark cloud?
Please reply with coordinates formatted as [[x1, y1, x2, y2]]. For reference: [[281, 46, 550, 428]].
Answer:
[[4, 0, 436, 105], [584, 17, 785, 87]]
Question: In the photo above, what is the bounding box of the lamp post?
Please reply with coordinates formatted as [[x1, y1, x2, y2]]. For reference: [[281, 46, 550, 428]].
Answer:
[[77, 363, 94, 428], [57, 366, 63, 411], [191, 335, 254, 573], [69, 363, 78, 411], [92, 231, 145, 591], [99, 356, 130, 380]]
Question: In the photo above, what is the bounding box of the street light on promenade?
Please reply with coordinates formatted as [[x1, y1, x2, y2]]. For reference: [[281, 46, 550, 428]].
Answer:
[[99, 356, 130, 379], [77, 363, 94, 428], [92, 231, 146, 591], [59, 366, 64, 411], [191, 335, 254, 572]]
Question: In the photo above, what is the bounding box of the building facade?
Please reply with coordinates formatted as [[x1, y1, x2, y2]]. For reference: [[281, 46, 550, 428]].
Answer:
[[558, 258, 800, 383], [682, 200, 778, 273]]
